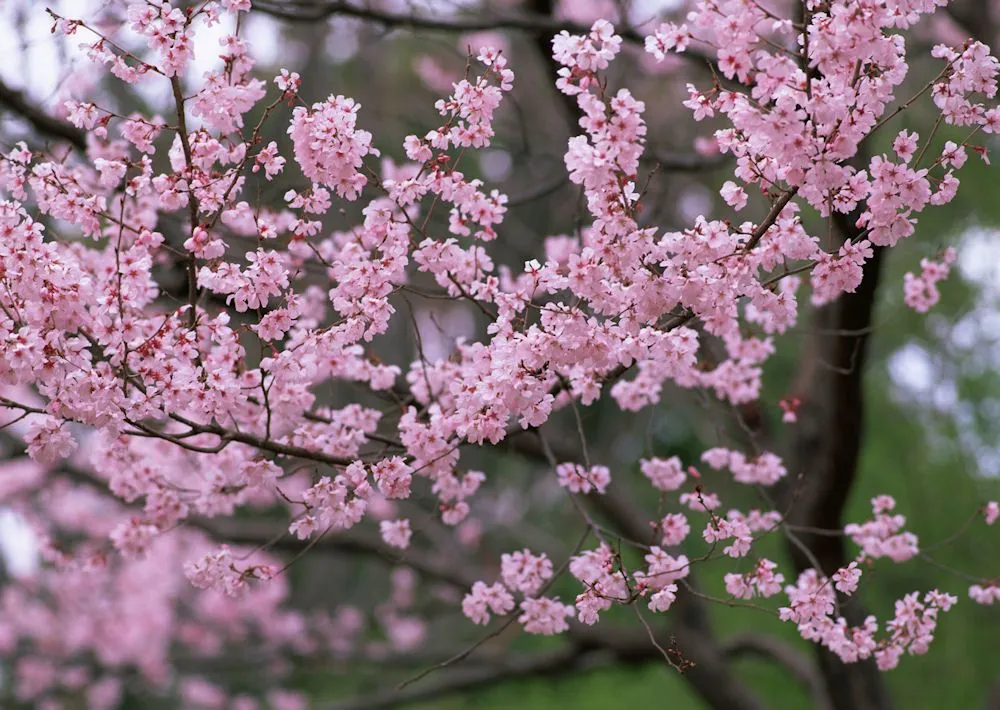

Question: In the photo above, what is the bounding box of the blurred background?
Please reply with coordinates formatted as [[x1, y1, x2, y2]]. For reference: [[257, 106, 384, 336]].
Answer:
[[0, 0, 998, 708]]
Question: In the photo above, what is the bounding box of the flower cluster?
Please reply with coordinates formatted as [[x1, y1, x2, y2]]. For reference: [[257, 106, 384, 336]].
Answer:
[[845, 496, 920, 563], [288, 95, 377, 200], [555, 462, 612, 494], [462, 548, 575, 634], [0, 0, 992, 702], [903, 248, 957, 312]]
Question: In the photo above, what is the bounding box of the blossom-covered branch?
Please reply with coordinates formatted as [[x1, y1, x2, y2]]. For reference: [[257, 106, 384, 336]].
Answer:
[[0, 0, 996, 708]]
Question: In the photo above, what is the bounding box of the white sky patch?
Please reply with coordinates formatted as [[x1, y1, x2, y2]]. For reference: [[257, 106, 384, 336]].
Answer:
[[958, 227, 1000, 298], [889, 342, 935, 394], [242, 11, 281, 68], [0, 405, 38, 579], [629, 0, 686, 26], [0, 511, 38, 579], [324, 22, 362, 64], [0, 1, 283, 115], [0, 0, 73, 97], [889, 226, 1000, 477], [413, 304, 476, 362]]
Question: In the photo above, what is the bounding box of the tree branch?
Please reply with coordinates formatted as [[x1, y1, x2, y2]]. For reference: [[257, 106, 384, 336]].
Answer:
[[323, 648, 586, 710], [0, 78, 86, 151], [944, 0, 994, 44], [320, 627, 674, 710], [0, 429, 476, 589], [722, 634, 834, 710], [255, 0, 646, 39], [648, 149, 731, 173], [192, 517, 479, 588], [984, 676, 1000, 710], [781, 205, 893, 710], [252, 0, 718, 65]]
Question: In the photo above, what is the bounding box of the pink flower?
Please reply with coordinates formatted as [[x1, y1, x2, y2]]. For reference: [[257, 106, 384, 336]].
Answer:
[[372, 457, 413, 499], [268, 690, 308, 710], [640, 456, 686, 491], [648, 584, 678, 612], [253, 141, 286, 180], [555, 462, 611, 494], [903, 251, 956, 313], [64, 101, 100, 129], [637, 547, 690, 590], [518, 596, 575, 634], [183, 226, 226, 259], [644, 22, 691, 60], [109, 518, 159, 558], [985, 501, 999, 526], [184, 546, 247, 597], [275, 69, 301, 93], [720, 181, 748, 211], [893, 130, 919, 162], [462, 581, 515, 624], [501, 549, 553, 596], [240, 459, 281, 489], [94, 159, 127, 189], [25, 416, 77, 465], [222, 0, 251, 13], [683, 84, 714, 120], [1, 0, 993, 690], [833, 562, 862, 595], [288, 96, 378, 200], [845, 497, 919, 562], [969, 583, 1000, 605], [659, 513, 690, 546], [940, 141, 967, 169], [379, 519, 413, 549]]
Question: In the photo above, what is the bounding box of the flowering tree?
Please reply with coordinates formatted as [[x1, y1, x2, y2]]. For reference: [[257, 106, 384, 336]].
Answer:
[[0, 0, 997, 708]]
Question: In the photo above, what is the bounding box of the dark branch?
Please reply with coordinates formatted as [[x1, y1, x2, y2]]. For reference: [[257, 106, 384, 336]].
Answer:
[[649, 149, 731, 173], [0, 79, 86, 151], [781, 203, 893, 710], [252, 0, 718, 65], [984, 676, 1000, 710], [322, 648, 587, 710], [192, 517, 479, 588], [722, 634, 834, 710], [255, 0, 647, 38], [320, 628, 669, 710], [944, 0, 994, 44], [0, 429, 477, 589]]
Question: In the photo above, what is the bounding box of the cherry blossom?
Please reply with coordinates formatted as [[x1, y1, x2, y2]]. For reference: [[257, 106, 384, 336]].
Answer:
[[0, 0, 993, 703]]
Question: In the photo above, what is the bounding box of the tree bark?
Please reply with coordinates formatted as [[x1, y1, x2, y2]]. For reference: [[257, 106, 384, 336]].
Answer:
[[782, 211, 893, 710]]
